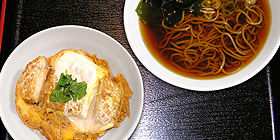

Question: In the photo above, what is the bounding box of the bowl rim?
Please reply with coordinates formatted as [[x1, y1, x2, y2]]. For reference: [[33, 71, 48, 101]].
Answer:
[[124, 0, 280, 91], [0, 25, 144, 140]]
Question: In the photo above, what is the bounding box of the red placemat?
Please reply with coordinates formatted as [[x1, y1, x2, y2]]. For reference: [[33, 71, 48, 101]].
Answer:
[[0, 0, 7, 54]]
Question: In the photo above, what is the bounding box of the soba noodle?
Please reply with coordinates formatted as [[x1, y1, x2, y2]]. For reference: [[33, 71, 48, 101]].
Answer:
[[158, 3, 265, 77]]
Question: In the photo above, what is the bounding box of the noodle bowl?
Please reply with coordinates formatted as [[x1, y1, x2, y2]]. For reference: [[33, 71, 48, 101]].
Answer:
[[140, 0, 271, 79]]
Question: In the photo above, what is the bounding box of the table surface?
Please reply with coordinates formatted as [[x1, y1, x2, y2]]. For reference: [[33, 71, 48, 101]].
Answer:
[[0, 0, 279, 139]]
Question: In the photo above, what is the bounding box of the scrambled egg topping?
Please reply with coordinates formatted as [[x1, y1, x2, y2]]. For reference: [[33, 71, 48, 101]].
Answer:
[[15, 49, 133, 140]]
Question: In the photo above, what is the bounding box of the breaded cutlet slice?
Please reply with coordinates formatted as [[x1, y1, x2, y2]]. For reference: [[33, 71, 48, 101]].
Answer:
[[15, 56, 49, 129]]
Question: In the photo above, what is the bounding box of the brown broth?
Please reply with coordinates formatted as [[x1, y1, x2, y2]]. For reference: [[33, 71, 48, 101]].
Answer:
[[139, 1, 271, 79]]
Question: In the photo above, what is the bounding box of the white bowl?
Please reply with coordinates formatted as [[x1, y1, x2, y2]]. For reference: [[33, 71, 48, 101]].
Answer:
[[124, 0, 280, 91], [0, 25, 143, 140]]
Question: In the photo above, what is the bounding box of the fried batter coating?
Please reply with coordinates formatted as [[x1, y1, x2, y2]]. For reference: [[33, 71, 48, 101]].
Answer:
[[16, 56, 49, 103], [15, 49, 133, 140]]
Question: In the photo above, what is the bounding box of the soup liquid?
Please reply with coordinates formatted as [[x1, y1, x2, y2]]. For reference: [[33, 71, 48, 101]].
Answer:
[[139, 1, 271, 79]]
